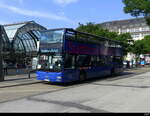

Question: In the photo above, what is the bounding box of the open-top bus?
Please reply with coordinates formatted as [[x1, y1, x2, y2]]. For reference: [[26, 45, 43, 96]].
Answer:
[[36, 28, 123, 83]]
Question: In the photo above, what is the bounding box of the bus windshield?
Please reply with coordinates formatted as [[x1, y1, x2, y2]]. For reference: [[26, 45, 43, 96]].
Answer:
[[37, 54, 63, 72], [37, 29, 65, 72], [39, 30, 64, 53], [40, 30, 64, 44]]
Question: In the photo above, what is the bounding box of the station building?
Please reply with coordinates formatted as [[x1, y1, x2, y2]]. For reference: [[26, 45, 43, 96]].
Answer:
[[2, 21, 47, 68], [100, 17, 150, 41], [100, 17, 150, 64]]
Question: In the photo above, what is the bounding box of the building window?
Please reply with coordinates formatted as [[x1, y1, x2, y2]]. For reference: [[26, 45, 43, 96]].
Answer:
[[132, 34, 141, 38], [141, 27, 150, 31], [134, 28, 140, 32], [142, 33, 150, 37], [130, 28, 135, 32], [121, 29, 127, 33]]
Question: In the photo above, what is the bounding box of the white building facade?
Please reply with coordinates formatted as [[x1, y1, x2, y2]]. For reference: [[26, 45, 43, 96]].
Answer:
[[100, 18, 150, 41], [100, 18, 150, 65]]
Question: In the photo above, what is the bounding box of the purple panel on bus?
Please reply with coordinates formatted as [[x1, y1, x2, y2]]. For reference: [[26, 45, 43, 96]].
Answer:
[[65, 40, 122, 56], [65, 40, 99, 55]]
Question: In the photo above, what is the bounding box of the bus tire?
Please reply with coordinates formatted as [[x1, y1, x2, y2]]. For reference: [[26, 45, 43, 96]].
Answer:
[[79, 71, 86, 81]]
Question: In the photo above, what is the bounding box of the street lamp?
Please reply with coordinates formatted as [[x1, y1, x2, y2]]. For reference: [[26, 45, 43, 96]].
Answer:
[[0, 25, 4, 81]]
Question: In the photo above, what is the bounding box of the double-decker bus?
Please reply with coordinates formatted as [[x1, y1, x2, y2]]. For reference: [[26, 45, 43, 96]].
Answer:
[[36, 28, 123, 83]]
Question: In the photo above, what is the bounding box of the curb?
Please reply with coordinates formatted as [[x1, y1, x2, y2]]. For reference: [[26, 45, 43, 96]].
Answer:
[[0, 81, 42, 89]]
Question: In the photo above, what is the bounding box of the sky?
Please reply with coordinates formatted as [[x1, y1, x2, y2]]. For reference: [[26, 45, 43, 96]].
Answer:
[[0, 0, 133, 29]]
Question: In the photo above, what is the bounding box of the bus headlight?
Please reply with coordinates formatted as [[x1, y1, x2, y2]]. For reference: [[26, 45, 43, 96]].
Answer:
[[57, 76, 62, 79], [37, 65, 41, 69]]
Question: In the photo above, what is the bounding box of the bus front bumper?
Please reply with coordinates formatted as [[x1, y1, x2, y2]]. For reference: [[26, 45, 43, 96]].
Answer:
[[36, 71, 64, 83]]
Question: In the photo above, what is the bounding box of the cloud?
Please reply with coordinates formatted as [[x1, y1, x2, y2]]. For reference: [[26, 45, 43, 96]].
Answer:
[[53, 0, 79, 6], [0, 3, 75, 24]]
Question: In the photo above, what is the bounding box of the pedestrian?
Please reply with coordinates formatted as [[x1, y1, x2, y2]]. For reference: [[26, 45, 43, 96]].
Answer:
[[15, 63, 19, 74], [141, 60, 145, 67], [126, 61, 130, 68], [3, 61, 8, 75]]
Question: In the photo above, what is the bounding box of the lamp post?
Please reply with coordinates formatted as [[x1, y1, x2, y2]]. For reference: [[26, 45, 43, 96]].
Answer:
[[0, 26, 4, 81]]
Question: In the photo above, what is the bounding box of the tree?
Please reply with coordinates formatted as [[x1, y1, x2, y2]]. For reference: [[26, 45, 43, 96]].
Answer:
[[132, 38, 144, 64], [123, 0, 150, 25], [132, 35, 150, 61], [140, 35, 150, 54], [132, 40, 145, 55], [76, 22, 118, 39], [115, 33, 134, 56]]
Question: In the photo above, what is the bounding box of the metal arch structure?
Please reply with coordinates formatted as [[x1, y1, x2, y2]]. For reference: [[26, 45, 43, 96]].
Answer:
[[3, 21, 47, 67], [12, 21, 47, 56], [1, 26, 10, 54]]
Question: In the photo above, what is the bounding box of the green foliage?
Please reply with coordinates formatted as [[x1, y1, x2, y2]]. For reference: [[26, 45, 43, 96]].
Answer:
[[76, 22, 133, 56], [142, 35, 150, 53], [132, 35, 150, 55], [76, 22, 118, 39], [123, 0, 149, 16], [123, 0, 150, 25], [115, 33, 133, 55], [132, 40, 145, 55]]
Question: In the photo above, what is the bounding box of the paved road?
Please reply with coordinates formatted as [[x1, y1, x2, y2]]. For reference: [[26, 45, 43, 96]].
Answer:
[[0, 74, 66, 103], [0, 67, 150, 113]]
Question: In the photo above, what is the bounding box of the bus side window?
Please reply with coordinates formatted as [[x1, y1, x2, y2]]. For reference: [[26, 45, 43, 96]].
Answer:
[[76, 55, 85, 67], [91, 56, 97, 66], [112, 56, 123, 65], [64, 54, 75, 69], [113, 56, 118, 62], [97, 56, 103, 66], [76, 55, 91, 67], [105, 56, 111, 65], [83, 56, 91, 67], [98, 56, 106, 66]]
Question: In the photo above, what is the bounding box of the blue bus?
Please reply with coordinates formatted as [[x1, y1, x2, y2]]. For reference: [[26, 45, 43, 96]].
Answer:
[[36, 28, 123, 83]]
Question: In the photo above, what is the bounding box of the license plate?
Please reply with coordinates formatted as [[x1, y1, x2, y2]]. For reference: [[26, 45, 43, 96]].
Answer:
[[44, 79, 50, 82]]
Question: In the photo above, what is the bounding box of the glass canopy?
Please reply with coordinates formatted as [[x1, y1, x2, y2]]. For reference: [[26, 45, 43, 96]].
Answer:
[[1, 26, 10, 52], [3, 21, 47, 56], [4, 23, 26, 42]]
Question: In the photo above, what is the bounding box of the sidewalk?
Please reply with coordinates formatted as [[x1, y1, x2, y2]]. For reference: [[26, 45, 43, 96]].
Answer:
[[0, 73, 41, 88], [124, 64, 150, 71]]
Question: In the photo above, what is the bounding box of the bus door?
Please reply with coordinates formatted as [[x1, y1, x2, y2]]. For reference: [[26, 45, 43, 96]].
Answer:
[[64, 54, 79, 82]]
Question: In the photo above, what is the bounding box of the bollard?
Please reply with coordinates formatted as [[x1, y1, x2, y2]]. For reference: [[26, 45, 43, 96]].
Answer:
[[28, 71, 31, 79]]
